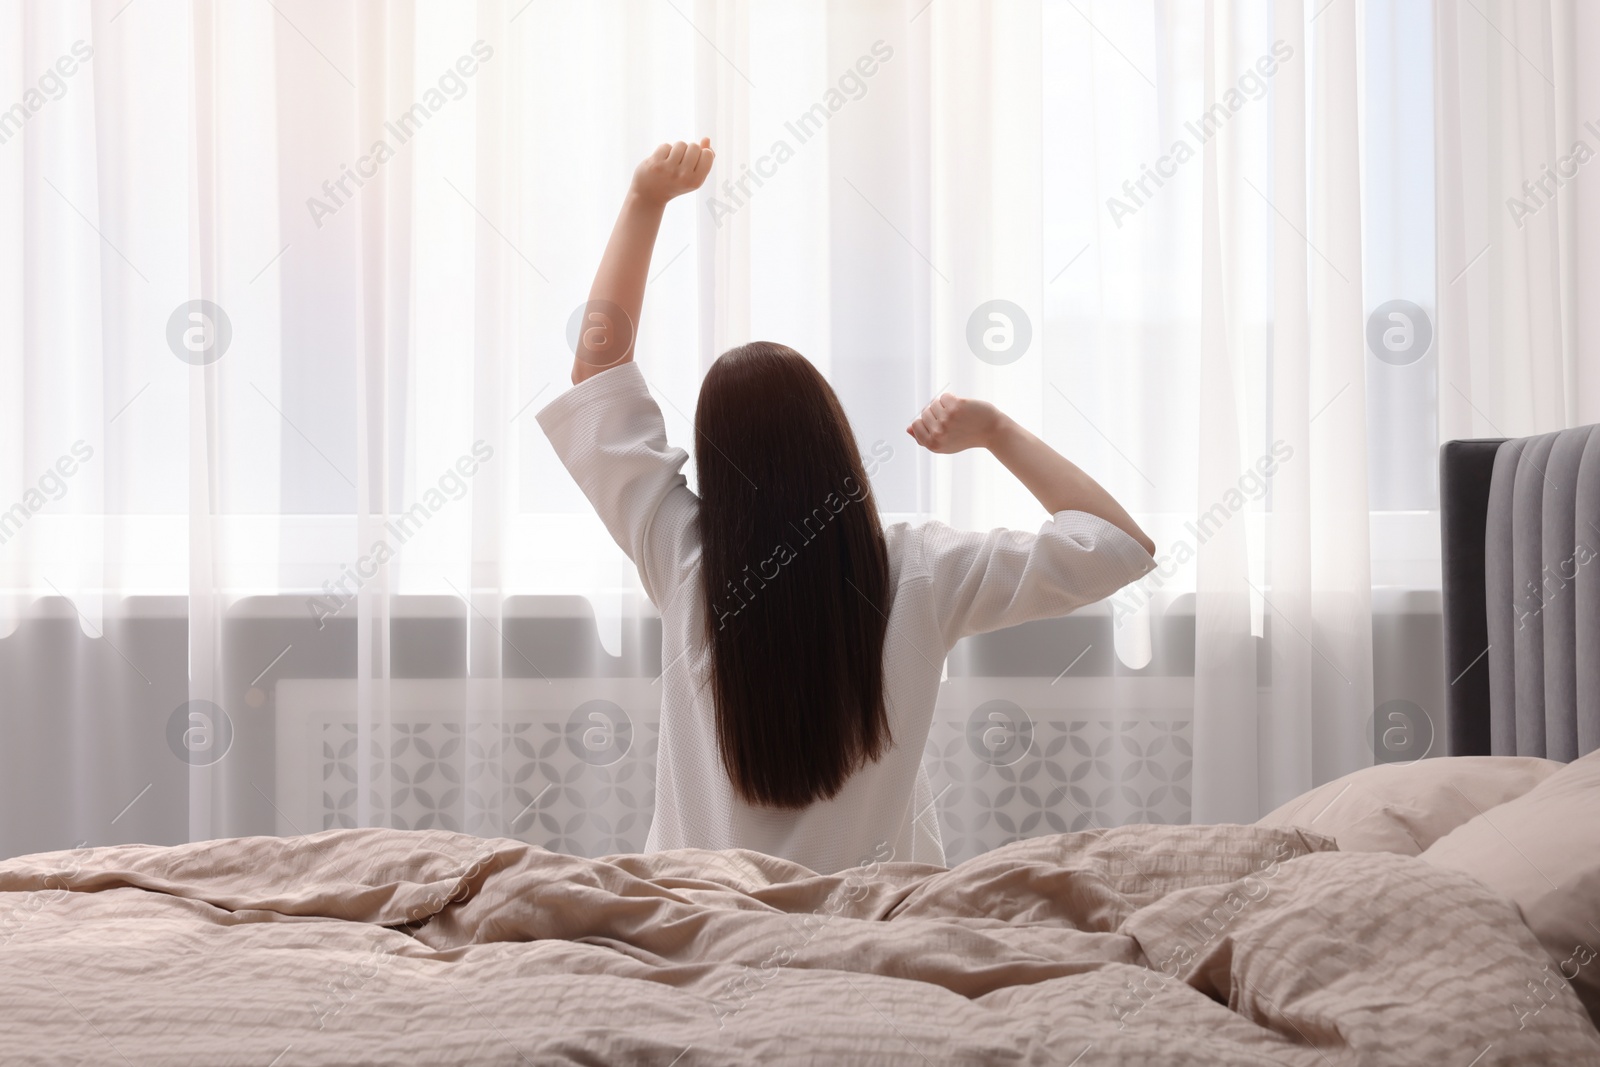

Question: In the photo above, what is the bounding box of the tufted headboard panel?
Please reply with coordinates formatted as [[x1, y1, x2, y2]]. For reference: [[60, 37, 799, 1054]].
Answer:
[[1441, 426, 1600, 759]]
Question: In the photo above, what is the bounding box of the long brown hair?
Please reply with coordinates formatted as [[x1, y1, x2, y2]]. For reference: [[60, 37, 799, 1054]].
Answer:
[[693, 342, 892, 809]]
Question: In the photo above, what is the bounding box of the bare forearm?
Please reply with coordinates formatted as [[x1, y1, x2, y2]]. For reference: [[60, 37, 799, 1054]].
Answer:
[[987, 416, 1155, 556], [571, 191, 666, 385], [570, 139, 714, 385]]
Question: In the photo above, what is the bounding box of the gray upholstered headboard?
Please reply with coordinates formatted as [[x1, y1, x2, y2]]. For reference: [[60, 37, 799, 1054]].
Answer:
[[1440, 426, 1600, 760]]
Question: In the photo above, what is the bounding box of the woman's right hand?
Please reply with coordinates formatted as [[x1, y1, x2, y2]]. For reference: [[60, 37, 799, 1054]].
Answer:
[[907, 393, 1007, 454]]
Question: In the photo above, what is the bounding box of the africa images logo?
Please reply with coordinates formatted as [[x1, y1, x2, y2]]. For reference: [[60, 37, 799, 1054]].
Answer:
[[166, 700, 234, 767], [566, 701, 632, 767], [1105, 40, 1294, 229], [966, 699, 1034, 767], [306, 41, 494, 229], [166, 300, 232, 366]]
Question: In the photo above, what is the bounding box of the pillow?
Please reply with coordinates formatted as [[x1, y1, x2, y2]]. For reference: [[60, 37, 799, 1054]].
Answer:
[[1421, 749, 1600, 1028], [1255, 756, 1563, 855]]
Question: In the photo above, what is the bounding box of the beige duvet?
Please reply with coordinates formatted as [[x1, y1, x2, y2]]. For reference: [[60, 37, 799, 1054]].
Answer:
[[0, 824, 1594, 1065]]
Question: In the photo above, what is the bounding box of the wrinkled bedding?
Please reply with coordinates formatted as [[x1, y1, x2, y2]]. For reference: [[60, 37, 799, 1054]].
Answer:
[[0, 824, 1594, 1065]]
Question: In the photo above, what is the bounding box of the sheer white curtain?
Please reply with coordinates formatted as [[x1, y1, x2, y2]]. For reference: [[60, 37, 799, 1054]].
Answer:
[[1435, 0, 1600, 438], [4, 0, 1553, 859]]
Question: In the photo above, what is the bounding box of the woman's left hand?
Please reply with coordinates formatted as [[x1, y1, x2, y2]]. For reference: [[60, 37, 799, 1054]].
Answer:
[[632, 138, 715, 205]]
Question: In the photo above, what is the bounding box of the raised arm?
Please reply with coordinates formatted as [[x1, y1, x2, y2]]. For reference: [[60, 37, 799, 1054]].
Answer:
[[908, 393, 1156, 556], [570, 138, 715, 386]]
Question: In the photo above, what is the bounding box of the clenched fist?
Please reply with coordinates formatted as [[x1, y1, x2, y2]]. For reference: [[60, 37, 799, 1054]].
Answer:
[[907, 393, 1007, 454], [632, 138, 715, 205]]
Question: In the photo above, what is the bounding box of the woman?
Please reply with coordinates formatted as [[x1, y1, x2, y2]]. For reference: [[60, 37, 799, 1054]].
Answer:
[[537, 139, 1156, 875]]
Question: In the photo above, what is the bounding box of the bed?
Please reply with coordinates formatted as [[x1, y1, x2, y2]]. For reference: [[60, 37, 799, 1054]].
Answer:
[[1439, 424, 1600, 758], [1, 426, 1596, 1066], [0, 818, 1592, 1066]]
